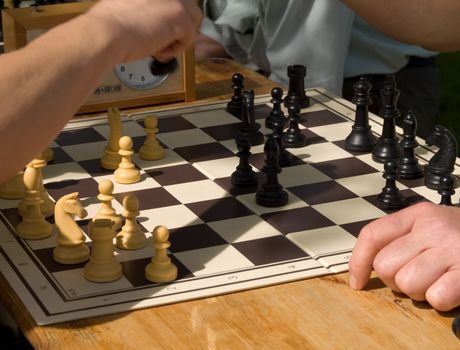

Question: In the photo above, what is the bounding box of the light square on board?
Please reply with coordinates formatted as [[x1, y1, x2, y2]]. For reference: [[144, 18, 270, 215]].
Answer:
[[287, 226, 356, 258], [164, 179, 229, 204], [133, 149, 187, 171], [94, 171, 161, 195], [193, 156, 240, 180], [288, 141, 352, 164], [207, 215, 281, 243], [157, 129, 216, 149], [278, 164, 331, 187], [183, 109, 240, 128], [336, 173, 406, 197], [309, 122, 352, 142], [62, 141, 107, 161], [43, 162, 92, 183], [312, 197, 386, 225], [140, 204, 203, 231], [173, 244, 254, 276]]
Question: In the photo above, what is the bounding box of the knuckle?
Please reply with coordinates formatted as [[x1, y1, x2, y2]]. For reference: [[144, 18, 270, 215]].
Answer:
[[426, 284, 455, 311]]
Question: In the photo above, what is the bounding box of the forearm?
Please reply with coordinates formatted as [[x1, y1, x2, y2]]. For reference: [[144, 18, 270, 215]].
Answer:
[[342, 0, 460, 51], [0, 14, 121, 180]]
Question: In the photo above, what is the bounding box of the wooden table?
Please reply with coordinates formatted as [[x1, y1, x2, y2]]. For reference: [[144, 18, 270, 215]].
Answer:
[[1, 59, 458, 350]]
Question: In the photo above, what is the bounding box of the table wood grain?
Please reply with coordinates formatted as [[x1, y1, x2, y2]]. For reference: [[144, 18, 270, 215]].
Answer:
[[0, 58, 458, 350]]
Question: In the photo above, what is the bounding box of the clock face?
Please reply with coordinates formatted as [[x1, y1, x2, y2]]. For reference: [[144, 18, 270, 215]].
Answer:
[[113, 57, 168, 90]]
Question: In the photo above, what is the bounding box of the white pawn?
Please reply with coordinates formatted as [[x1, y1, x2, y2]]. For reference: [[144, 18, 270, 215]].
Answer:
[[93, 180, 122, 230], [16, 165, 52, 240], [84, 219, 122, 283], [116, 194, 146, 250], [139, 115, 164, 161], [114, 136, 140, 184], [145, 225, 177, 283]]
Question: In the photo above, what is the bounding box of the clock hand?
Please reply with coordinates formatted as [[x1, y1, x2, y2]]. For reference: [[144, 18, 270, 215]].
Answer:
[[150, 57, 178, 76]]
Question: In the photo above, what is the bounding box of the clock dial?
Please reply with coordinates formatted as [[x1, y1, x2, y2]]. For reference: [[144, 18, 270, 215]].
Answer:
[[113, 57, 168, 90]]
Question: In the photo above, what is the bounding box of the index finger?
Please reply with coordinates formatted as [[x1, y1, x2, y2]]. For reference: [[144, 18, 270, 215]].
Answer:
[[348, 203, 424, 289]]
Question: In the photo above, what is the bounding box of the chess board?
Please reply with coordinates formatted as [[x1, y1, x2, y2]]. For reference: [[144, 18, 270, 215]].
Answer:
[[0, 88, 458, 325]]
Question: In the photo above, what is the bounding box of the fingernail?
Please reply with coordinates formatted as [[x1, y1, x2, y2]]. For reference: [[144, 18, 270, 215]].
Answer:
[[349, 274, 359, 289]]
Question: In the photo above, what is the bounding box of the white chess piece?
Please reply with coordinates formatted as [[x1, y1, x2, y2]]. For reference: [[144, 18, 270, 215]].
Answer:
[[93, 179, 122, 230], [84, 219, 122, 282], [116, 194, 146, 249], [53, 192, 89, 265], [139, 115, 165, 161], [114, 136, 140, 184], [101, 107, 122, 170], [145, 225, 177, 283], [16, 165, 52, 240]]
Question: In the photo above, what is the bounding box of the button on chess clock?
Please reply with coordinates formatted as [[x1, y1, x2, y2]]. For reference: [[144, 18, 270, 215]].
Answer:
[[114, 57, 168, 90]]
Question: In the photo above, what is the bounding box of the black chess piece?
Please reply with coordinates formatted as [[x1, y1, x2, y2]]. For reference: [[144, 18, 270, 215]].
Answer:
[[438, 175, 455, 206], [231, 136, 258, 187], [265, 87, 286, 129], [256, 138, 288, 207], [452, 315, 460, 340], [345, 76, 378, 152], [238, 89, 264, 146], [284, 104, 306, 148], [226, 73, 245, 119], [377, 159, 406, 211], [284, 65, 309, 109], [425, 125, 458, 190], [372, 75, 403, 163], [398, 111, 424, 179], [271, 117, 291, 167]]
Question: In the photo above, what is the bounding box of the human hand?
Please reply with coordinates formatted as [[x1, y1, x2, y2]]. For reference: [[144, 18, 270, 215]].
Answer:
[[349, 202, 460, 311], [87, 0, 202, 63], [194, 33, 230, 60]]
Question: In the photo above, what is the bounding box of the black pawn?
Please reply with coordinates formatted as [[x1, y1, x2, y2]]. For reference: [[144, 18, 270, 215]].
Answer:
[[284, 104, 306, 148], [231, 136, 258, 187], [425, 125, 458, 190], [238, 89, 264, 146], [398, 111, 423, 179], [345, 76, 378, 152], [438, 175, 455, 206], [226, 73, 245, 119], [377, 160, 406, 211], [265, 87, 286, 129], [372, 75, 403, 163], [272, 117, 291, 167], [284, 65, 310, 109], [256, 138, 288, 207]]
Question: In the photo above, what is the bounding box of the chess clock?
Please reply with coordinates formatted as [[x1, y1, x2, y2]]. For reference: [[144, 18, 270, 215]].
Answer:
[[1, 2, 196, 114]]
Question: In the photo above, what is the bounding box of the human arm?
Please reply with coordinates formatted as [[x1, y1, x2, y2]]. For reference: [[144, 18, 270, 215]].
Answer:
[[348, 202, 460, 311], [0, 0, 201, 183], [341, 0, 460, 51]]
